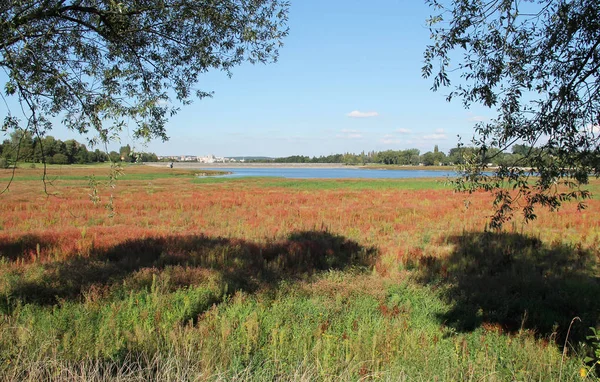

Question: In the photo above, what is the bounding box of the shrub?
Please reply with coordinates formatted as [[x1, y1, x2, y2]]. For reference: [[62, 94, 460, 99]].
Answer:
[[0, 157, 9, 169], [52, 153, 69, 165]]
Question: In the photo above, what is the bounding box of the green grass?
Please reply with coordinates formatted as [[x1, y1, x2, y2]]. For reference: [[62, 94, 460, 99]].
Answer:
[[0, 169, 227, 183], [0, 271, 586, 380], [193, 176, 451, 190], [0, 229, 595, 380]]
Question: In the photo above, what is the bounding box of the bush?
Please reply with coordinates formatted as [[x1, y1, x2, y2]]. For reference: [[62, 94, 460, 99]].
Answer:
[[0, 157, 10, 169], [52, 153, 69, 165]]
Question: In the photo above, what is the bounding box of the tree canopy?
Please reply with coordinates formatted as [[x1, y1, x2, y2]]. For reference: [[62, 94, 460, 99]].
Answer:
[[423, 0, 600, 227], [1, 0, 289, 149]]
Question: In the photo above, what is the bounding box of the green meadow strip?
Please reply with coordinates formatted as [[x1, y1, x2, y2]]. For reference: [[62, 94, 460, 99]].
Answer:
[[0, 272, 585, 380], [192, 177, 451, 190]]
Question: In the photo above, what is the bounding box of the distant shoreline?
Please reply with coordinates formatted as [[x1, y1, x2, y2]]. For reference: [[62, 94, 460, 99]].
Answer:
[[144, 162, 455, 171], [158, 162, 348, 169]]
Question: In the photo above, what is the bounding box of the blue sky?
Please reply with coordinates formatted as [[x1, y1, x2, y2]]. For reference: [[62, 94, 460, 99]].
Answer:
[[2, 1, 494, 157]]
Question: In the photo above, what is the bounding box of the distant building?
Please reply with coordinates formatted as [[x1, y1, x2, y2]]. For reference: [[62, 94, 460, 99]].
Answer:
[[157, 154, 237, 163], [198, 154, 216, 163], [198, 154, 236, 163]]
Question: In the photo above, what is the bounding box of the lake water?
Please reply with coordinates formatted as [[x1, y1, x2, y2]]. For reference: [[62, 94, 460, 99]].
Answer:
[[200, 167, 455, 179]]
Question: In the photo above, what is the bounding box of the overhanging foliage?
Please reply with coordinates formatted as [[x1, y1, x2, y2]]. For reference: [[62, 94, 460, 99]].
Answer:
[[423, 0, 600, 227]]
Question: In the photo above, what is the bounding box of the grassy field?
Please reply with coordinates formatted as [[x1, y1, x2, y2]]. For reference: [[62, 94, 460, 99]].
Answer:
[[0, 164, 598, 381]]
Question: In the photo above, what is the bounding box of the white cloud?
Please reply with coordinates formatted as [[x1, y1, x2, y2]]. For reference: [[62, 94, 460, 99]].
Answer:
[[421, 128, 448, 141], [337, 129, 363, 139], [347, 110, 379, 118], [420, 128, 448, 140], [585, 123, 600, 134], [422, 133, 448, 140], [380, 138, 402, 145], [397, 128, 412, 134], [467, 115, 487, 122], [154, 98, 170, 106]]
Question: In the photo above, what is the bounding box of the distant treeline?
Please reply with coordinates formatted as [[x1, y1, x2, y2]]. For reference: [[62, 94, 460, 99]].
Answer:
[[0, 131, 158, 167], [249, 145, 546, 167]]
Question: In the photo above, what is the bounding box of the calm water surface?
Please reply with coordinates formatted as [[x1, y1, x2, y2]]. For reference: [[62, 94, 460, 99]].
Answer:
[[201, 167, 455, 179]]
